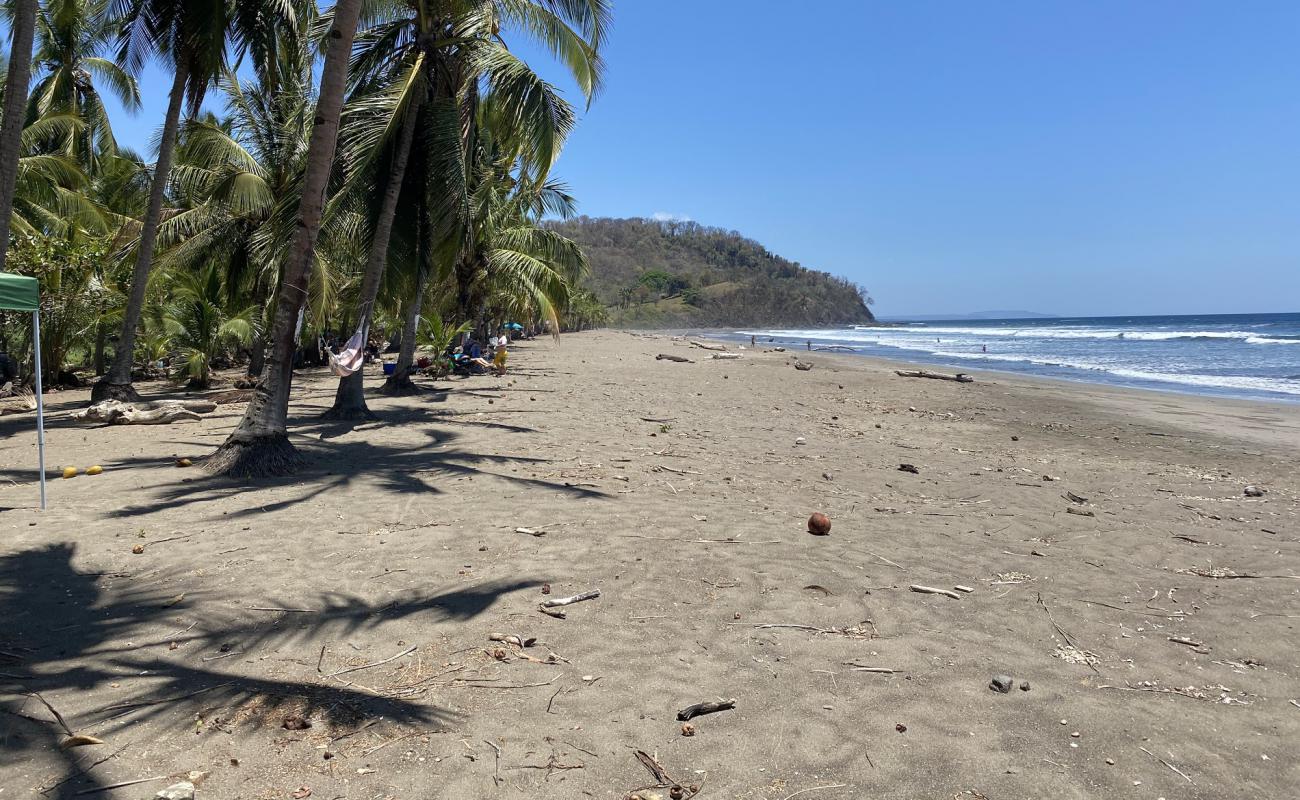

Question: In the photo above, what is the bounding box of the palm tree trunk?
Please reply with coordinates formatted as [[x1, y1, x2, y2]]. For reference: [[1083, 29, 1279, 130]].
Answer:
[[93, 321, 107, 374], [91, 62, 190, 402], [324, 90, 424, 420], [206, 0, 363, 478], [0, 0, 38, 273], [245, 276, 274, 379], [379, 261, 428, 395]]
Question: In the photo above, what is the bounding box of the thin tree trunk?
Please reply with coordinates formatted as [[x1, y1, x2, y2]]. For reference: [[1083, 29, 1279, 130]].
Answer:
[[93, 321, 106, 374], [323, 90, 424, 420], [0, 0, 38, 273], [91, 62, 190, 402], [206, 0, 363, 478], [246, 276, 274, 379], [379, 262, 428, 395]]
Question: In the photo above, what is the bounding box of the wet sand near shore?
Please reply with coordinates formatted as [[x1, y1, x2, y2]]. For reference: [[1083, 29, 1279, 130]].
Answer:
[[2, 329, 1297, 799]]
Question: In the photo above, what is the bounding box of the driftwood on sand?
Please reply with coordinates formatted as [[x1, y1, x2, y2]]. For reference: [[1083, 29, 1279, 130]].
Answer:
[[895, 369, 974, 383], [689, 341, 727, 352], [655, 353, 693, 363], [72, 399, 218, 425], [711, 353, 741, 360]]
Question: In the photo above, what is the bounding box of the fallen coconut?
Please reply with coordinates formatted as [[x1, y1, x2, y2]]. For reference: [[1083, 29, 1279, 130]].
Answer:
[[808, 512, 832, 535], [85, 465, 103, 475], [61, 466, 78, 479]]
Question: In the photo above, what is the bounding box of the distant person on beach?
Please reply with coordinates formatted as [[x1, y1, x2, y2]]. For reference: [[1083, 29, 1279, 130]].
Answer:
[[982, 344, 987, 353], [807, 340, 812, 350]]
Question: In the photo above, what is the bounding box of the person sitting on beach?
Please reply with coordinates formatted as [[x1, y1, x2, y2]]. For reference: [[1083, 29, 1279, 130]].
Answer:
[[464, 336, 493, 371]]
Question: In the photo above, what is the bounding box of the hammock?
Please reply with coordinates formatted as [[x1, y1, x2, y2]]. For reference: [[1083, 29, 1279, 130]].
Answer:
[[326, 325, 367, 377]]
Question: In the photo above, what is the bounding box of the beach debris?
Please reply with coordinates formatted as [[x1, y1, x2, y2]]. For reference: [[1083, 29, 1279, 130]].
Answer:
[[989, 675, 1014, 693], [954, 585, 975, 593], [1168, 636, 1208, 653], [711, 352, 741, 360], [910, 584, 960, 599], [794, 361, 813, 371], [1011, 435, 1020, 441], [1053, 643, 1100, 666], [627, 749, 699, 800], [489, 632, 537, 648], [689, 340, 726, 351], [898, 463, 919, 474], [131, 544, 145, 554], [1064, 491, 1089, 504], [1098, 680, 1253, 704], [844, 664, 895, 674], [61, 466, 78, 479], [894, 369, 974, 383], [540, 589, 601, 609], [73, 399, 215, 425], [155, 782, 196, 800], [515, 527, 546, 536], [291, 787, 312, 799], [655, 353, 692, 363], [175, 458, 193, 468], [1020, 681, 1031, 691], [676, 698, 736, 720], [895, 723, 907, 733], [281, 715, 312, 730], [807, 512, 832, 535], [1243, 485, 1265, 497], [680, 722, 695, 737], [58, 734, 104, 749], [85, 465, 104, 475], [794, 436, 806, 445], [822, 471, 833, 480], [1066, 507, 1095, 517]]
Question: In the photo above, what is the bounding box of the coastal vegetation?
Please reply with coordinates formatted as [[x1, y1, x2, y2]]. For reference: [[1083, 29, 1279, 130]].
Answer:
[[0, 0, 612, 475], [550, 216, 876, 328]]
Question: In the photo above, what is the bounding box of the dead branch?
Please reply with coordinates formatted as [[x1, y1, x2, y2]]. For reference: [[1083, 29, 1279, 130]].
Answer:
[[677, 698, 736, 720], [910, 585, 960, 599], [894, 370, 973, 383], [540, 590, 601, 608]]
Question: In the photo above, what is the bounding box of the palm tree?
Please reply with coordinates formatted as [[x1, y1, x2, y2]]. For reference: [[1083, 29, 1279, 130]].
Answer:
[[30, 0, 141, 170], [205, 0, 365, 477], [92, 0, 296, 401], [318, 0, 606, 414], [0, 0, 40, 273], [162, 263, 258, 388], [158, 39, 317, 380]]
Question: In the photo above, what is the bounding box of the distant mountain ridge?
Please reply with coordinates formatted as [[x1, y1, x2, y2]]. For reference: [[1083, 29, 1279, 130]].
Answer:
[[549, 216, 875, 328]]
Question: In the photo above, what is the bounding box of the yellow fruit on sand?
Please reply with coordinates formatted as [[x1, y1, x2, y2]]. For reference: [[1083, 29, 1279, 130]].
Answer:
[[86, 465, 103, 475], [61, 466, 78, 479]]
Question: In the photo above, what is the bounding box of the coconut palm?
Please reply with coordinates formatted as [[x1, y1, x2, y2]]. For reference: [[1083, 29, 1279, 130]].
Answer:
[[30, 0, 141, 170], [317, 0, 604, 415], [0, 0, 40, 273], [158, 25, 319, 379], [92, 0, 297, 401], [162, 263, 258, 388], [206, 0, 365, 477]]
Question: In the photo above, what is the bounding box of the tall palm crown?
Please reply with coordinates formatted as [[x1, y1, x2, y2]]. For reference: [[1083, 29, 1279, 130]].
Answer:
[[31, 0, 140, 168]]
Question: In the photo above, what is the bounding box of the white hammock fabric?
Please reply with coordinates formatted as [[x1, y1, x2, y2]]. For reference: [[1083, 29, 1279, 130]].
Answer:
[[327, 326, 367, 377]]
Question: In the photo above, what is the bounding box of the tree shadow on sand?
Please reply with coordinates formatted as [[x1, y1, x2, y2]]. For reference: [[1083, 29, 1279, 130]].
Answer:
[[98, 422, 606, 522], [1, 542, 536, 797]]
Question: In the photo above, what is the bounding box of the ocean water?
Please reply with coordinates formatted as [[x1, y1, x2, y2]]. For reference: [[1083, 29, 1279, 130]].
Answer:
[[732, 313, 1300, 403]]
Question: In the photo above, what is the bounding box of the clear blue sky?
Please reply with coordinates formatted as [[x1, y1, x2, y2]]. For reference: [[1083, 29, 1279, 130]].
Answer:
[[92, 1, 1300, 317]]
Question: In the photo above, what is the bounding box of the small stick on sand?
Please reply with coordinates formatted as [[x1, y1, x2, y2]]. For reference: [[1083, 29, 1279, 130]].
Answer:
[[781, 785, 849, 800], [843, 664, 895, 674], [910, 585, 961, 599], [540, 590, 600, 608], [73, 776, 165, 795], [954, 585, 975, 593], [1139, 746, 1193, 783], [326, 645, 417, 678], [248, 606, 317, 613], [677, 698, 736, 720]]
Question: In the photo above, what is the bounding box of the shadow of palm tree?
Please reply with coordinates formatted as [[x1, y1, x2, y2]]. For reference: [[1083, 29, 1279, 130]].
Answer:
[[1, 543, 535, 797]]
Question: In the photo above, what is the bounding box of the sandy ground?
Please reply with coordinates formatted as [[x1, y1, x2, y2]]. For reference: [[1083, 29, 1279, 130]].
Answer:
[[1, 330, 1298, 800]]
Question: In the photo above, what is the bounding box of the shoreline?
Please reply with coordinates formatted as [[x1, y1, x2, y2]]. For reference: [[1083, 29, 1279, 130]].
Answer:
[[686, 326, 1300, 406]]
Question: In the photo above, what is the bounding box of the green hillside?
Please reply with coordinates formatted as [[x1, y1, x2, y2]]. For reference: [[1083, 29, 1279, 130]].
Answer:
[[548, 217, 876, 328]]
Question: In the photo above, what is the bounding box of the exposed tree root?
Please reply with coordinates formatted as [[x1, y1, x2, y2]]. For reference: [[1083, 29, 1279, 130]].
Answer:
[[378, 373, 420, 396], [204, 434, 304, 479], [320, 403, 377, 421], [89, 380, 140, 404]]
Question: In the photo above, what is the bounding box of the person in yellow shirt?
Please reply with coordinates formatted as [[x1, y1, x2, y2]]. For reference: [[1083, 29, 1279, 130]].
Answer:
[[492, 342, 508, 375]]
